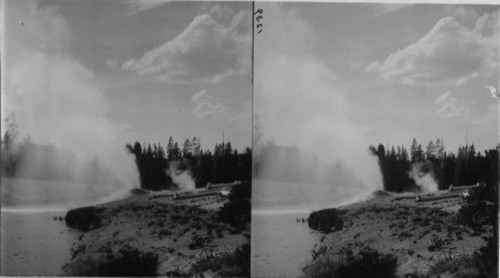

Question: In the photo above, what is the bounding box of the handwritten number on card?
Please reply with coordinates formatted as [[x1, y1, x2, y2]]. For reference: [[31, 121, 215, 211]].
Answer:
[[254, 9, 263, 34]]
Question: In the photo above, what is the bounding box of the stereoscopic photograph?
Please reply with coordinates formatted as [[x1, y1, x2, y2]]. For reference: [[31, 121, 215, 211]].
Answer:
[[1, 0, 251, 276], [1, 0, 499, 278], [252, 2, 498, 278]]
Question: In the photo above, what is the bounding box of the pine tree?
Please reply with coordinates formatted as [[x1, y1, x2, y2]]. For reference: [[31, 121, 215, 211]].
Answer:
[[182, 138, 192, 158], [410, 138, 418, 162], [167, 136, 174, 161], [401, 145, 409, 162], [172, 142, 181, 160], [426, 140, 436, 160], [416, 144, 424, 162]]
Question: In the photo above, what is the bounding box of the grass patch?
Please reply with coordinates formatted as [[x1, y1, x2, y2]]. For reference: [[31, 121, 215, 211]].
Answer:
[[398, 231, 412, 240], [312, 246, 328, 261], [303, 247, 398, 278], [158, 229, 172, 237], [70, 243, 86, 260], [97, 246, 159, 277], [429, 254, 480, 278], [189, 243, 250, 277], [188, 234, 204, 250], [427, 236, 449, 252]]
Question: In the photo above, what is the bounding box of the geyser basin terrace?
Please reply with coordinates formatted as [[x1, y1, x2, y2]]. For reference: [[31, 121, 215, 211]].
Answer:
[[62, 185, 251, 277], [304, 188, 496, 278]]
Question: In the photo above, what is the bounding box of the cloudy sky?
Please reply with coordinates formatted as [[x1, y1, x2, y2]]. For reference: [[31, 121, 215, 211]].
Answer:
[[3, 0, 252, 153], [255, 3, 499, 155]]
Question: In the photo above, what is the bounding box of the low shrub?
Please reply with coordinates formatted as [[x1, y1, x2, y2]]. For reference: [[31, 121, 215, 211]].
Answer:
[[429, 253, 492, 278], [65, 206, 103, 232], [303, 247, 398, 278], [158, 229, 172, 237], [398, 231, 412, 240], [308, 208, 343, 233], [219, 182, 251, 230], [97, 246, 159, 277], [190, 243, 250, 277], [129, 188, 148, 195], [372, 190, 391, 197], [457, 183, 497, 230], [427, 236, 447, 252], [188, 234, 204, 250], [429, 254, 471, 276], [70, 243, 86, 260], [312, 246, 328, 261], [477, 231, 499, 278], [457, 182, 498, 277]]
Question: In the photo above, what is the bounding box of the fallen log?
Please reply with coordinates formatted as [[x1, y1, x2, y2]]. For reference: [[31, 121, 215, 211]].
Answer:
[[415, 191, 463, 202], [205, 181, 242, 190], [173, 190, 221, 200], [448, 183, 480, 192], [394, 195, 417, 200]]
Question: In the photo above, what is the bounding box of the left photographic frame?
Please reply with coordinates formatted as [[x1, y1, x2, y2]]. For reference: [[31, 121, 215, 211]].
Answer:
[[1, 0, 252, 276]]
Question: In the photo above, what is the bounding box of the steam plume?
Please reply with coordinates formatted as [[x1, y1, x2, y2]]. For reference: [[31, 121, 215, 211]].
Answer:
[[166, 162, 195, 191], [3, 1, 139, 197], [408, 163, 438, 193], [254, 55, 383, 208], [253, 4, 383, 210]]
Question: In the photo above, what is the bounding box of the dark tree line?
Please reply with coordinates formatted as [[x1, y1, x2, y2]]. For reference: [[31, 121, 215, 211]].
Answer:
[[1, 117, 251, 191], [126, 136, 251, 191], [370, 138, 498, 192]]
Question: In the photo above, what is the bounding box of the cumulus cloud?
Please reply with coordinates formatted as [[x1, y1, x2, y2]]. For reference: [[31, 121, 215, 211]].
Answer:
[[122, 11, 251, 83], [435, 91, 470, 120], [191, 89, 226, 118], [373, 4, 410, 16], [366, 12, 499, 86], [445, 6, 479, 21], [126, 0, 174, 14], [486, 85, 500, 99], [209, 4, 235, 19]]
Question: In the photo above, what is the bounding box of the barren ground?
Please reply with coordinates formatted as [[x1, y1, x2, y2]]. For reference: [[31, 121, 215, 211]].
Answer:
[[62, 190, 249, 276], [304, 191, 491, 277]]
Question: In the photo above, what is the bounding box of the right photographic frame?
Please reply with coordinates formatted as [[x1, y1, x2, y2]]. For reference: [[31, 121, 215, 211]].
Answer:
[[251, 2, 499, 278]]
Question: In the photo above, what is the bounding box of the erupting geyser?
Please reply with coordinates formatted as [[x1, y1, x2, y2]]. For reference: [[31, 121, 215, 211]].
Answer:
[[3, 1, 139, 199], [254, 55, 384, 207]]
